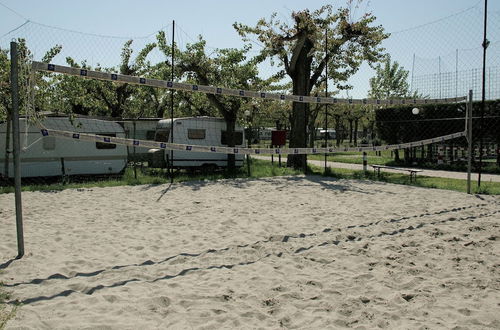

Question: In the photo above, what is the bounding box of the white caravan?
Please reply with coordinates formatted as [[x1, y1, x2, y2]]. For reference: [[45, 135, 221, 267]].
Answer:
[[0, 116, 128, 178], [149, 117, 246, 169], [120, 119, 160, 161]]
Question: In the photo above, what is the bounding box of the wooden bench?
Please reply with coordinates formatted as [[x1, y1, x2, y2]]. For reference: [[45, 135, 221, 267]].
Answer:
[[371, 165, 423, 182]]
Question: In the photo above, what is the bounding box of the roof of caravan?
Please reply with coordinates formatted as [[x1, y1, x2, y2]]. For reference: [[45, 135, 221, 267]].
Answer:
[[157, 117, 225, 127], [0, 117, 124, 134]]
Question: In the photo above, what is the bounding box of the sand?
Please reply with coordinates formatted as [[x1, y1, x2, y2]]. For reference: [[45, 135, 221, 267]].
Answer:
[[1, 176, 499, 329]]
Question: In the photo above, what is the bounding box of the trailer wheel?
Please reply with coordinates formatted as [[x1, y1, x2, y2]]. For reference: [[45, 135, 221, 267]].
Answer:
[[201, 163, 217, 173]]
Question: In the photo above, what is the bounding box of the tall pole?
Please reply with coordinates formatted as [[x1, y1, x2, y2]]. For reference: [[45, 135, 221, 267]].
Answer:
[[324, 29, 328, 170], [478, 0, 489, 187], [455, 49, 459, 98], [438, 56, 442, 99], [467, 90, 473, 194], [133, 121, 137, 179], [10, 41, 24, 258], [170, 20, 175, 183], [410, 53, 415, 93]]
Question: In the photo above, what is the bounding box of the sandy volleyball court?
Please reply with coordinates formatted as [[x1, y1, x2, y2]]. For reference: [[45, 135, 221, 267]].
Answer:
[[1, 176, 499, 329]]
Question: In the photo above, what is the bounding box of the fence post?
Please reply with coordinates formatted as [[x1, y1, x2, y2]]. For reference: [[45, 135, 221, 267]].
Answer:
[[467, 90, 473, 194], [11, 41, 24, 258], [363, 151, 367, 172]]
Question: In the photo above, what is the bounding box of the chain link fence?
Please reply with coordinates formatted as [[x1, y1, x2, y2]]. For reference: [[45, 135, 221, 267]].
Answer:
[[0, 2, 499, 193]]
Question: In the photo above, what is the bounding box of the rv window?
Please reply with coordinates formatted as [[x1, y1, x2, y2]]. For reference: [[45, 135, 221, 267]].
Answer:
[[96, 133, 117, 149], [146, 130, 156, 140], [221, 131, 243, 145], [188, 129, 206, 140], [43, 136, 56, 150], [155, 129, 170, 142]]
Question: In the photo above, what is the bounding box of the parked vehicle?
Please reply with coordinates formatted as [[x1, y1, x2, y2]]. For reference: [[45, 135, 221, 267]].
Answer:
[[317, 129, 337, 140], [0, 116, 127, 178], [148, 117, 245, 169], [119, 118, 160, 162]]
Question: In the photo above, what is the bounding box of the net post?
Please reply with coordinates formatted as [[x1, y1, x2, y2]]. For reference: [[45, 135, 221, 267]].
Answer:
[[11, 41, 24, 258], [133, 120, 137, 180], [466, 90, 473, 194], [170, 20, 175, 183], [324, 27, 329, 171]]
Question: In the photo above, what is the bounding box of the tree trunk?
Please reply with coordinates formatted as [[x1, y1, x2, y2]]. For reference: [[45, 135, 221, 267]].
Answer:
[[394, 149, 400, 162], [286, 38, 313, 171], [348, 119, 353, 144], [427, 144, 433, 162], [308, 120, 316, 148], [335, 118, 341, 147], [354, 119, 359, 146], [287, 102, 308, 170]]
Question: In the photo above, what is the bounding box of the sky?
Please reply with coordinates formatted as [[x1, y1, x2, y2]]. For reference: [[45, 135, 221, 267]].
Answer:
[[0, 0, 498, 98]]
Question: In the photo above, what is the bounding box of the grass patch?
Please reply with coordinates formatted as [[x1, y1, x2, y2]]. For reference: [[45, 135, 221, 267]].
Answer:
[[0, 159, 301, 194], [309, 164, 500, 194], [0, 282, 16, 330], [309, 151, 393, 165], [308, 151, 500, 175], [0, 158, 498, 195]]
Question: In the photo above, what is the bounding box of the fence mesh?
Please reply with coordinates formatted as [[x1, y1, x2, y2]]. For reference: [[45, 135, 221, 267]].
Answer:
[[0, 2, 499, 191]]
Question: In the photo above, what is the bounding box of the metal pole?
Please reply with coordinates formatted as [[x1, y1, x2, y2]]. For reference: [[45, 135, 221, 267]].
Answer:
[[478, 0, 489, 187], [410, 53, 415, 93], [133, 120, 137, 179], [247, 114, 251, 176], [467, 90, 473, 194], [324, 28, 328, 171], [455, 49, 458, 98], [10, 41, 24, 258], [170, 20, 175, 183], [362, 152, 367, 172], [438, 56, 441, 99]]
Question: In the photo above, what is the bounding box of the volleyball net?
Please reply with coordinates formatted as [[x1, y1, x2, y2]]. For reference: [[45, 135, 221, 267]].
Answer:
[[30, 60, 468, 156]]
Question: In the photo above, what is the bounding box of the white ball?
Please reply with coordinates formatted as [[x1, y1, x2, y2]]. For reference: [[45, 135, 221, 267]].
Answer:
[[412, 108, 420, 115]]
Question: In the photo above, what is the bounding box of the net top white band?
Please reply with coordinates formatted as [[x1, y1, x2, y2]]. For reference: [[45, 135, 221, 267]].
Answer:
[[32, 61, 467, 106]]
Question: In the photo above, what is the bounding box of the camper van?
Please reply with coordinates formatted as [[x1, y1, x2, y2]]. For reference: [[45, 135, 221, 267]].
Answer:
[[0, 116, 128, 178], [149, 117, 246, 169], [120, 119, 160, 162]]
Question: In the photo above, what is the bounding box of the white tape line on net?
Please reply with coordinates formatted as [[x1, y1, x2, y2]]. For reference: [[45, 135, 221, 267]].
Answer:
[[32, 61, 467, 106], [41, 128, 466, 155]]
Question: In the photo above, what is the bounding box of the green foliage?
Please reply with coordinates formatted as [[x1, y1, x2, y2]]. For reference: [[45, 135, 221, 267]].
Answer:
[[234, 3, 388, 169], [0, 49, 9, 121], [0, 38, 62, 120], [175, 36, 270, 167], [55, 40, 156, 118], [309, 164, 500, 194], [368, 55, 411, 99], [375, 99, 500, 146], [309, 151, 393, 165], [234, 4, 389, 91]]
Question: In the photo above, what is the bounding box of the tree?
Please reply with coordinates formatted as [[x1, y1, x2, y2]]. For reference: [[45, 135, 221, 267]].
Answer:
[[176, 37, 263, 170], [59, 39, 156, 118], [234, 3, 388, 169], [368, 55, 412, 99], [368, 55, 426, 161]]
